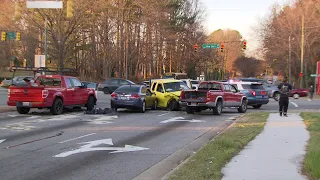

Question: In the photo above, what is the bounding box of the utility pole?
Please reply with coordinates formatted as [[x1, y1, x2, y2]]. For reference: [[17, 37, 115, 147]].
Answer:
[[44, 18, 48, 68], [300, 15, 305, 88], [288, 35, 292, 84], [125, 21, 129, 80]]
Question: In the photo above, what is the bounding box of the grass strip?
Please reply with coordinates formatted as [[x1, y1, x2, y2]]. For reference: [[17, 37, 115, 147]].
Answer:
[[168, 112, 269, 180], [301, 112, 320, 180]]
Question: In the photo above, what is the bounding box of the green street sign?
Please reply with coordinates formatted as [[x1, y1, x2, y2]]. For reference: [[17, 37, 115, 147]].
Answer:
[[310, 74, 320, 77], [202, 44, 220, 49], [7, 32, 16, 39]]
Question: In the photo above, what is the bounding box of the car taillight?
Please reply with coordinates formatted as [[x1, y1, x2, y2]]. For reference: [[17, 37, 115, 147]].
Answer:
[[111, 93, 117, 98], [250, 90, 256, 96], [42, 90, 49, 98], [131, 94, 140, 99], [180, 91, 185, 99], [260, 91, 266, 95]]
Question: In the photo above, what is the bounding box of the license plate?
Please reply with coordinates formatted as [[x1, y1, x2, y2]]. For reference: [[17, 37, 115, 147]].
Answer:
[[22, 102, 30, 106], [190, 103, 197, 106], [120, 97, 127, 100]]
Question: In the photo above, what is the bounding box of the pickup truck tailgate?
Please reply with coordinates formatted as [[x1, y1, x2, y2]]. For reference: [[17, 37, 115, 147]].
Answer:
[[183, 90, 207, 99], [9, 87, 44, 102]]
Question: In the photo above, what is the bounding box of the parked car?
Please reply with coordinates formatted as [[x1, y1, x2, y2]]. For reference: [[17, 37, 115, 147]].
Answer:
[[98, 78, 135, 94], [190, 80, 200, 90], [179, 81, 248, 115], [143, 81, 150, 87], [150, 79, 190, 111], [290, 88, 308, 99], [7, 75, 96, 115], [232, 82, 269, 109], [1, 76, 34, 87], [110, 85, 157, 113]]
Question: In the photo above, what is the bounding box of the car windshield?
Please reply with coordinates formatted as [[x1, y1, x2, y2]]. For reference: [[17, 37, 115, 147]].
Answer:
[[242, 84, 264, 90], [163, 82, 189, 92], [36, 77, 62, 87], [115, 86, 140, 93]]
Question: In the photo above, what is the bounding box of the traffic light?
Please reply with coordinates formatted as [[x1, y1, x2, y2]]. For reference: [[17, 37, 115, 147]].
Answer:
[[194, 44, 198, 52], [220, 44, 225, 52], [16, 32, 21, 41], [243, 41, 247, 50], [14, 2, 22, 20], [66, 0, 73, 18], [1, 32, 6, 41]]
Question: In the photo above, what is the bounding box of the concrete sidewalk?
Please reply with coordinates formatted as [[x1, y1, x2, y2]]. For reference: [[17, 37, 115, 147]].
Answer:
[[222, 113, 310, 180]]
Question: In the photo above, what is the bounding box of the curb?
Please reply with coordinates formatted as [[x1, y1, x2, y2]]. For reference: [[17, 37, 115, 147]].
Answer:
[[133, 115, 242, 180]]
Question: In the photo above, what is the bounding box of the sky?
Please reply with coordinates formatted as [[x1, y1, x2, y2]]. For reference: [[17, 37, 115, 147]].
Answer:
[[199, 0, 289, 57]]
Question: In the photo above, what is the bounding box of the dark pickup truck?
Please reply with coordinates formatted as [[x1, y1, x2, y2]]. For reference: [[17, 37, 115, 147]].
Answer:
[[179, 81, 248, 115]]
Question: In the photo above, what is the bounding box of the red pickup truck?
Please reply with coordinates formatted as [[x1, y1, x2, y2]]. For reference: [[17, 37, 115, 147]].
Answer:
[[179, 81, 248, 115], [7, 75, 96, 115]]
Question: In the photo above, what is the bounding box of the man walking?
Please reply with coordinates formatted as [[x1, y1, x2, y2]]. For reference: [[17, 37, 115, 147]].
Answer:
[[278, 77, 292, 117], [309, 85, 314, 101]]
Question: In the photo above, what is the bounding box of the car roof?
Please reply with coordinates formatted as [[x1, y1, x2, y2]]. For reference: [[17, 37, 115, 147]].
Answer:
[[200, 81, 222, 84], [119, 84, 144, 87], [152, 79, 183, 83]]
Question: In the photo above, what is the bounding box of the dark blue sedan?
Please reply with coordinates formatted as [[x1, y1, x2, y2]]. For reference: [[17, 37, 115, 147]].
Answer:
[[110, 85, 157, 113]]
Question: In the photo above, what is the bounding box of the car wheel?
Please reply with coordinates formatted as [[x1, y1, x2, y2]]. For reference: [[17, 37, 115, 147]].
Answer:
[[293, 94, 300, 99], [51, 98, 64, 115], [151, 100, 158, 110], [17, 107, 30, 114], [186, 106, 194, 114], [274, 92, 280, 101], [139, 101, 146, 113], [86, 96, 95, 111], [238, 100, 247, 113], [252, 104, 262, 109], [213, 100, 223, 115], [167, 100, 177, 111]]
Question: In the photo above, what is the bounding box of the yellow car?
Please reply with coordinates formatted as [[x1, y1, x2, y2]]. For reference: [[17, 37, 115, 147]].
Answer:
[[150, 79, 190, 111]]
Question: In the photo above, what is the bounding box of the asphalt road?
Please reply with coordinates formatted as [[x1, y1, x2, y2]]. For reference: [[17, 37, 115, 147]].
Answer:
[[0, 93, 319, 180]]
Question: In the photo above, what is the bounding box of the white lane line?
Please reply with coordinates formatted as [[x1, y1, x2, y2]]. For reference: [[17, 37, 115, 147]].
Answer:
[[58, 133, 96, 144], [158, 112, 170, 117], [290, 102, 298, 107], [0, 139, 5, 144]]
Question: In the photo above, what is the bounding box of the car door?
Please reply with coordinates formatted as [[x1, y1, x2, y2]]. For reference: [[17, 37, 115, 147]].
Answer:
[[71, 78, 87, 105], [223, 84, 233, 107], [154, 83, 166, 108], [109, 79, 120, 92], [230, 84, 242, 106], [65, 78, 75, 105]]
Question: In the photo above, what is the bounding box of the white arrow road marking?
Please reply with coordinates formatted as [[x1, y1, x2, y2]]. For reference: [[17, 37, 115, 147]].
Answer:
[[290, 102, 298, 107], [84, 115, 118, 124], [160, 117, 205, 124], [158, 112, 170, 117], [53, 138, 149, 157], [58, 133, 96, 144], [0, 139, 5, 144]]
